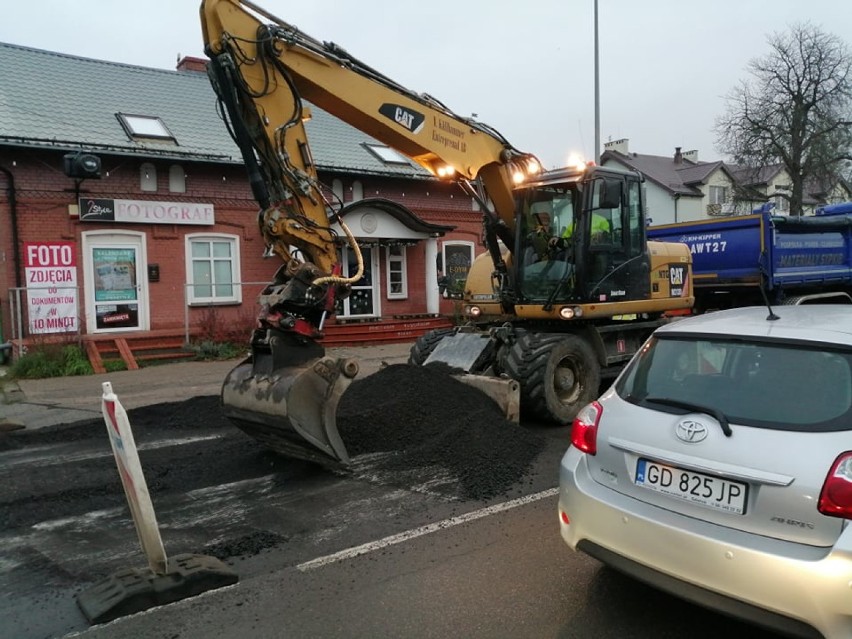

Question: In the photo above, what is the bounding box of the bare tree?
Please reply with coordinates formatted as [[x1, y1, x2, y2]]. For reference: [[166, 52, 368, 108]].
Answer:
[[716, 23, 852, 215]]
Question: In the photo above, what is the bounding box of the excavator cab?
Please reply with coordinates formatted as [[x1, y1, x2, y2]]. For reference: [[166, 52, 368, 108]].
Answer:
[[512, 167, 652, 306]]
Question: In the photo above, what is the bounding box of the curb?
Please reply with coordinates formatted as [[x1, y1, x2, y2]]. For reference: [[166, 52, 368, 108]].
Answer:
[[1, 380, 24, 405]]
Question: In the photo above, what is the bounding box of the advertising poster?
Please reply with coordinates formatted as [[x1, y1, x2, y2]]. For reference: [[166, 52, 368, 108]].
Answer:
[[93, 247, 139, 329], [24, 242, 78, 334]]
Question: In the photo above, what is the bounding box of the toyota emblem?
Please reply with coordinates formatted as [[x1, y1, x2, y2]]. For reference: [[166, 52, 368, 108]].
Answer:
[[675, 419, 708, 443]]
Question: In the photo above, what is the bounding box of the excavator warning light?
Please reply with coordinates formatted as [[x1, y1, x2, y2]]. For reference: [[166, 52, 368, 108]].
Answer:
[[466, 305, 483, 318], [566, 153, 587, 172], [526, 158, 542, 175]]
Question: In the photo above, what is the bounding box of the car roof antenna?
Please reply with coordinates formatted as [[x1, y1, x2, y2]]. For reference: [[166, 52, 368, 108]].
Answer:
[[759, 280, 781, 321]]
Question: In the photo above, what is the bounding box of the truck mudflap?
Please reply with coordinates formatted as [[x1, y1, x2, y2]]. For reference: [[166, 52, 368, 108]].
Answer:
[[220, 353, 359, 466]]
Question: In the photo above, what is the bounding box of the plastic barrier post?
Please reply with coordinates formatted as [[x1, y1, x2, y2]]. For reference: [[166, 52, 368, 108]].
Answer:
[[101, 381, 168, 575]]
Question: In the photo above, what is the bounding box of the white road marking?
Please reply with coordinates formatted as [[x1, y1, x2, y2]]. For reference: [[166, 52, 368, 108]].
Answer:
[[0, 434, 224, 469], [297, 487, 559, 572]]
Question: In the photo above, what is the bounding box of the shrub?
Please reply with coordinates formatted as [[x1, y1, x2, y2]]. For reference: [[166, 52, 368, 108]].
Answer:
[[189, 339, 242, 361], [9, 343, 93, 379]]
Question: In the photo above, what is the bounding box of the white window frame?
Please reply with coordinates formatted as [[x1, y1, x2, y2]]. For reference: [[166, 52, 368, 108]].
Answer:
[[185, 233, 242, 305], [709, 185, 728, 205], [385, 245, 408, 299]]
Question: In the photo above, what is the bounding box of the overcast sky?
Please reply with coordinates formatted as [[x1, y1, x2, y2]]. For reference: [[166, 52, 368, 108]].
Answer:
[[2, 0, 851, 169]]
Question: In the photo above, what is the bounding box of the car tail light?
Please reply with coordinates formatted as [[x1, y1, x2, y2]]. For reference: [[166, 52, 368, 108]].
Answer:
[[818, 452, 852, 519], [571, 401, 602, 455]]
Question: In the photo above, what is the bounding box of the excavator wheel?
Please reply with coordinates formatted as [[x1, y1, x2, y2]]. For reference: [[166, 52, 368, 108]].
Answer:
[[503, 331, 600, 424], [408, 328, 457, 365]]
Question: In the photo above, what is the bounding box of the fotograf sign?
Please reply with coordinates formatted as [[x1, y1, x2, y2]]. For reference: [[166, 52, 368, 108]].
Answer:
[[80, 198, 214, 225]]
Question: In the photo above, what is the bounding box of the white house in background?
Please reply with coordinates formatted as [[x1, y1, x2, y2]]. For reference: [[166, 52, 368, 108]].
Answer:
[[600, 139, 738, 225], [602, 138, 852, 223], [728, 164, 852, 216]]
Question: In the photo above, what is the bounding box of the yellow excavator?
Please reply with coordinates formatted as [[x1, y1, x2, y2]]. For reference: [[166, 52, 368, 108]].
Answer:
[[200, 0, 694, 466]]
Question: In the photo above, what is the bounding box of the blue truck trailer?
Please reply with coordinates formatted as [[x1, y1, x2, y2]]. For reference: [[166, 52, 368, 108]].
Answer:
[[647, 211, 852, 311]]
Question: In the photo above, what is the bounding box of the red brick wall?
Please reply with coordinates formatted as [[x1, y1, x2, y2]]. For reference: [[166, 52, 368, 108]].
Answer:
[[0, 149, 485, 339]]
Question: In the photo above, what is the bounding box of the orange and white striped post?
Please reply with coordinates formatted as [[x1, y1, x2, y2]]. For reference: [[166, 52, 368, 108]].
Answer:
[[101, 381, 168, 575]]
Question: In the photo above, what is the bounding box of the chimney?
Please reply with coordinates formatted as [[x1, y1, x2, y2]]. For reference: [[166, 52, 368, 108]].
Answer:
[[683, 149, 699, 163], [674, 147, 683, 164], [603, 138, 629, 155], [176, 55, 209, 73]]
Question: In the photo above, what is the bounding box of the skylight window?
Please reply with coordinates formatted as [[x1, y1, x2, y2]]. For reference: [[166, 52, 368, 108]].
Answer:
[[364, 143, 410, 165], [117, 113, 176, 141]]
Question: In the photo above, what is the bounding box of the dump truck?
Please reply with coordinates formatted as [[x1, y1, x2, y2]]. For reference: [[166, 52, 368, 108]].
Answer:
[[200, 0, 694, 466], [647, 209, 852, 311]]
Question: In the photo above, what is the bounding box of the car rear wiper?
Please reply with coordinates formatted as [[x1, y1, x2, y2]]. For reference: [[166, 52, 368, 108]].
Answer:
[[644, 397, 733, 437]]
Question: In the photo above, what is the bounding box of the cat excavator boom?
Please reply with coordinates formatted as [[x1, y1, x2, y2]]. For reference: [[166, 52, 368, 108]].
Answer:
[[200, 0, 693, 466]]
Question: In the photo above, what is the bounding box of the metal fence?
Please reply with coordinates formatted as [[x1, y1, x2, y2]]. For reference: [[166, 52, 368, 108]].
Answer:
[[4, 281, 270, 357]]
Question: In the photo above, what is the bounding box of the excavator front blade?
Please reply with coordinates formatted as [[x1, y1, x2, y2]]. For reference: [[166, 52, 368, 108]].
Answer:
[[220, 351, 359, 467]]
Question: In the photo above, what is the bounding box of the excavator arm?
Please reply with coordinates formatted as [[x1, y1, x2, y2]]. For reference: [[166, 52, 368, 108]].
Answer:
[[199, 0, 540, 465]]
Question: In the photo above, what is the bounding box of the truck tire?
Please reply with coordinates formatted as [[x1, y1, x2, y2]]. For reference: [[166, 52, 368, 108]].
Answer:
[[504, 331, 600, 424], [408, 328, 456, 365]]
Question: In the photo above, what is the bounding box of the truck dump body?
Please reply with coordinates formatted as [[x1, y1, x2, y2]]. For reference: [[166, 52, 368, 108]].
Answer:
[[647, 212, 852, 306]]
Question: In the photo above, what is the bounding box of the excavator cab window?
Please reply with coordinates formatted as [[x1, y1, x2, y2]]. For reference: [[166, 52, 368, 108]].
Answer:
[[516, 186, 578, 302], [583, 176, 651, 301]]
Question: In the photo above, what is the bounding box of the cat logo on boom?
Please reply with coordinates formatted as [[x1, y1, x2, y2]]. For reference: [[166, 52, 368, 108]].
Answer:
[[379, 103, 425, 134]]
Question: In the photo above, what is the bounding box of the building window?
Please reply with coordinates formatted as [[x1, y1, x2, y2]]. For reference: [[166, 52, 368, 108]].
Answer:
[[709, 185, 728, 205], [352, 180, 364, 202], [169, 165, 186, 193], [386, 245, 408, 299], [117, 113, 176, 142], [363, 143, 411, 165], [442, 241, 475, 298], [774, 194, 790, 212], [185, 234, 242, 304], [140, 163, 157, 192]]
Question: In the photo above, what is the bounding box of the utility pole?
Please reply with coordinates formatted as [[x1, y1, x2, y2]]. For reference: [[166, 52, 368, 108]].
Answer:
[[594, 0, 600, 164]]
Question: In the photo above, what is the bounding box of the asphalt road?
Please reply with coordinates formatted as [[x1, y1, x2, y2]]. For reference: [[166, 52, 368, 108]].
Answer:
[[0, 391, 784, 639]]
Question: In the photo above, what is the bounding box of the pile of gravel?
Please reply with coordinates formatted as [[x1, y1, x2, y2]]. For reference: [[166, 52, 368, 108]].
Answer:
[[337, 364, 546, 500]]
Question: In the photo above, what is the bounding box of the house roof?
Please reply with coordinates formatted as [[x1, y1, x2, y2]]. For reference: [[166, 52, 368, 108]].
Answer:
[[0, 41, 432, 179], [727, 163, 784, 187], [600, 150, 730, 197]]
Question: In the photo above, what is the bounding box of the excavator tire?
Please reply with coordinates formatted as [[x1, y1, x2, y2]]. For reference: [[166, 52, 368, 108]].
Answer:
[[408, 328, 457, 365], [503, 331, 600, 424]]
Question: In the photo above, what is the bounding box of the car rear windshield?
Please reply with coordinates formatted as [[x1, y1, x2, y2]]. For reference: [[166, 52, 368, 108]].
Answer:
[[615, 336, 852, 431]]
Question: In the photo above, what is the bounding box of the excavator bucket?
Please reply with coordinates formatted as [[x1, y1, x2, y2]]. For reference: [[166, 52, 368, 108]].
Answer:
[[423, 332, 521, 423], [220, 351, 360, 467]]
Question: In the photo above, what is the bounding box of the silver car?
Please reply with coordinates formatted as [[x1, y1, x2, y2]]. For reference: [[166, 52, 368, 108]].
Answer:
[[559, 305, 852, 639]]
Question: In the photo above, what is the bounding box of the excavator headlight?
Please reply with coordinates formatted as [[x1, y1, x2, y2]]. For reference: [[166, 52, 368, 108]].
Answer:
[[559, 306, 583, 320], [467, 305, 482, 318], [526, 158, 541, 175]]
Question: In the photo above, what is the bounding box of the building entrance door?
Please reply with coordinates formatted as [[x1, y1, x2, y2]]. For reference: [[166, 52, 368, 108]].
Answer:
[[82, 231, 149, 333]]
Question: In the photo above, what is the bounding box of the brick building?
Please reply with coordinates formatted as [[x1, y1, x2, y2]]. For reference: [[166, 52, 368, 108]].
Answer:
[[0, 43, 487, 358]]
